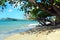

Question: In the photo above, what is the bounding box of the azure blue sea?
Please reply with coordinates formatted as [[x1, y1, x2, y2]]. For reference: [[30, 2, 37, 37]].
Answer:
[[0, 20, 39, 40]]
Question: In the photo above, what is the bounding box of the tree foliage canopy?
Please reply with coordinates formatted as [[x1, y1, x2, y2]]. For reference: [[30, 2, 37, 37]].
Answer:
[[0, 0, 60, 26]]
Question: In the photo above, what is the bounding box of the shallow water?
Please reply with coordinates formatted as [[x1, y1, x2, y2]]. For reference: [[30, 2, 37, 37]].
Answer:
[[0, 20, 39, 40]]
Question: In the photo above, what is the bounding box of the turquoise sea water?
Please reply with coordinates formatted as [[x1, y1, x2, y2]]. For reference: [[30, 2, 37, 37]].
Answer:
[[0, 20, 39, 40], [0, 20, 39, 33]]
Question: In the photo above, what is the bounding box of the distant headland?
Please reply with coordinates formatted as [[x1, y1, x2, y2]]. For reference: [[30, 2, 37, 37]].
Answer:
[[0, 18, 20, 21], [0, 18, 35, 21]]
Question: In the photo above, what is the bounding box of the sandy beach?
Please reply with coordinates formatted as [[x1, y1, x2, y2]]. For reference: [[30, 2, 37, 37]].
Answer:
[[4, 28, 60, 40]]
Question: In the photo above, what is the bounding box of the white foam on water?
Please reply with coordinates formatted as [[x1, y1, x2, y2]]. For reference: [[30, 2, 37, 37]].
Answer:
[[0, 24, 37, 40]]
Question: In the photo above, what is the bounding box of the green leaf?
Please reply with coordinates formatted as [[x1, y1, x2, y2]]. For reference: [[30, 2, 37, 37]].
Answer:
[[0, 0, 6, 6], [56, 0, 60, 2]]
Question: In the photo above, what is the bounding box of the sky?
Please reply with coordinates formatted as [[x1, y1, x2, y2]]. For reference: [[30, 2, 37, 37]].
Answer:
[[0, 2, 25, 19], [0, 0, 41, 19]]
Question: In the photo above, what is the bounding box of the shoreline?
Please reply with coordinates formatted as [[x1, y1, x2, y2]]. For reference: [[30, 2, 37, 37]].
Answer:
[[4, 26, 60, 40]]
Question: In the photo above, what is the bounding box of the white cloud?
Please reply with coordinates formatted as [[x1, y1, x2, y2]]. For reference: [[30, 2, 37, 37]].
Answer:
[[8, 9, 12, 12]]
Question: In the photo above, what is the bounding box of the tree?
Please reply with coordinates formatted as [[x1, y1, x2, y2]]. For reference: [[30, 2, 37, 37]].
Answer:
[[21, 0, 60, 26], [0, 0, 60, 26]]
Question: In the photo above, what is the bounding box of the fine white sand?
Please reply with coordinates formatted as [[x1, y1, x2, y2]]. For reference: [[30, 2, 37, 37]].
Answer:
[[5, 29, 60, 40]]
